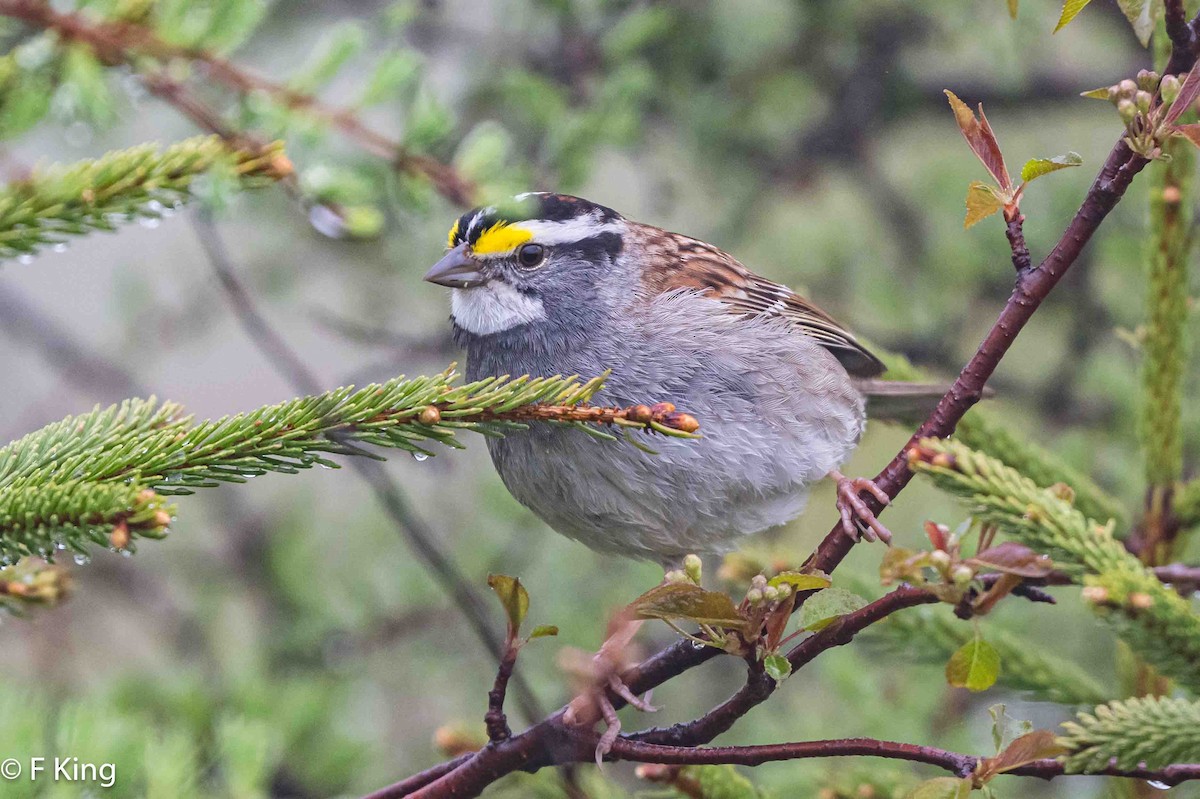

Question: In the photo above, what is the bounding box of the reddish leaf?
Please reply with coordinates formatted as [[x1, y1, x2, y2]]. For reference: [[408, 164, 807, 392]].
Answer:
[[627, 582, 748, 631], [1174, 123, 1200, 148], [1166, 62, 1200, 125], [976, 730, 1067, 782], [969, 541, 1055, 577], [945, 91, 1012, 191]]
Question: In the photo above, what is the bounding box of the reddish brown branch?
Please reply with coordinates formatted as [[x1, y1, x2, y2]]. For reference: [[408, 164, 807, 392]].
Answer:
[[1005, 211, 1032, 273], [604, 737, 1200, 787], [485, 644, 517, 743], [1166, 0, 1195, 60]]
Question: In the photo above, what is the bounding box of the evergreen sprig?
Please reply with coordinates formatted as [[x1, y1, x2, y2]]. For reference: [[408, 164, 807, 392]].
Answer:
[[872, 604, 1110, 705], [1173, 477, 1200, 528], [955, 411, 1126, 527], [0, 368, 699, 561], [910, 437, 1200, 694], [876, 348, 1125, 526], [0, 136, 292, 261], [1059, 696, 1200, 772], [908, 438, 1135, 576]]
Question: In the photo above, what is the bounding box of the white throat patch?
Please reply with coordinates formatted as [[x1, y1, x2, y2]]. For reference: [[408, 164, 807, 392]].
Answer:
[[451, 282, 545, 335]]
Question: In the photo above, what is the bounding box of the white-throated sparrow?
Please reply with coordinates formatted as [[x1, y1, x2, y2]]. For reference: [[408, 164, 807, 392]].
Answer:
[[424, 193, 941, 563]]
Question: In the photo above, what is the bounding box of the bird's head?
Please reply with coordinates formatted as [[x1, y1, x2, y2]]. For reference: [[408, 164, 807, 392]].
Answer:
[[424, 193, 627, 337]]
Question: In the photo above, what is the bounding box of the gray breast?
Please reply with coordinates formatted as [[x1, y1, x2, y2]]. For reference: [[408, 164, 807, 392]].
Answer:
[[465, 290, 865, 562]]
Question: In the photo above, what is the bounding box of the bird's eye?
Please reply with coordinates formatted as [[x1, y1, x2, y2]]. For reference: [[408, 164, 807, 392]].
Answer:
[[517, 243, 545, 268]]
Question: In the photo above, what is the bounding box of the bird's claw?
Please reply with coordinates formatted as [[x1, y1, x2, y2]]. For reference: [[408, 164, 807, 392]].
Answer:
[[562, 640, 657, 766], [831, 469, 893, 545]]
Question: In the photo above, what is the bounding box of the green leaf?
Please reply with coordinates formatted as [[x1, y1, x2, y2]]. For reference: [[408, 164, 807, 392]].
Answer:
[[289, 22, 365, 93], [946, 636, 1000, 692], [529, 625, 558, 639], [1079, 87, 1112, 100], [763, 653, 791, 684], [487, 574, 529, 632], [766, 571, 831, 592], [964, 181, 1004, 229], [904, 777, 972, 799], [1020, 152, 1083, 184], [626, 582, 747, 631], [797, 587, 868, 631], [1054, 0, 1094, 32], [1116, 0, 1161, 47]]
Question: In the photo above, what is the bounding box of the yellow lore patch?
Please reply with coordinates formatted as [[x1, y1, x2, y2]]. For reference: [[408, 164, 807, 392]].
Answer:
[[447, 219, 460, 248], [471, 223, 533, 255]]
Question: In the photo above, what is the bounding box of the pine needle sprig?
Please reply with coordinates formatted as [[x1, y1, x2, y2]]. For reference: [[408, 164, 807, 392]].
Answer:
[[0, 368, 699, 559], [908, 438, 1135, 576], [956, 411, 1127, 527], [871, 604, 1111, 705], [1059, 696, 1200, 772], [910, 438, 1200, 694], [0, 480, 172, 560], [1082, 569, 1200, 694], [0, 136, 292, 261]]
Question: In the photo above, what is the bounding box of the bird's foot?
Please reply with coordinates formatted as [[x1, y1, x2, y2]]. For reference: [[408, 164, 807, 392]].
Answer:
[[562, 618, 657, 765], [830, 469, 892, 545]]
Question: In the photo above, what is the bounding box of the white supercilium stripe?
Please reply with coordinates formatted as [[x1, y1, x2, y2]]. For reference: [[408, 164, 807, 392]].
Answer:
[[518, 212, 624, 245]]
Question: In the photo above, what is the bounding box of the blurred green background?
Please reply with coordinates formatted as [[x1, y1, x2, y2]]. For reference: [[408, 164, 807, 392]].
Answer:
[[1, 0, 1198, 796]]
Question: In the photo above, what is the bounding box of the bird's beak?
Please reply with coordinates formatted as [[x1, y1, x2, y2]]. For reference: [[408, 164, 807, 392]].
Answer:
[[423, 244, 486, 288]]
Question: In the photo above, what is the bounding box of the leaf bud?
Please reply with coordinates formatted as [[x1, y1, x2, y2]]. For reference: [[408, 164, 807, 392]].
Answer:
[[746, 588, 764, 604], [1136, 69, 1160, 92], [929, 550, 952, 570], [1081, 585, 1110, 604], [1161, 74, 1181, 104], [418, 405, 441, 425], [1117, 99, 1138, 123], [1107, 84, 1121, 103], [775, 583, 793, 599], [951, 565, 974, 586], [750, 574, 768, 591], [1117, 78, 1138, 98], [763, 585, 780, 602], [665, 569, 688, 584], [1135, 90, 1153, 113], [683, 553, 703, 583]]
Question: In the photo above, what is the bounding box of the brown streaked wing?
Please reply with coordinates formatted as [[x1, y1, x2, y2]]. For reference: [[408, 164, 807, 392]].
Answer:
[[644, 230, 886, 378]]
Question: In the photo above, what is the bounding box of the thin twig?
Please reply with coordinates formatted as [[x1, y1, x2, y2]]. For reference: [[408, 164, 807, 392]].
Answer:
[[1005, 211, 1032, 273], [485, 643, 517, 743]]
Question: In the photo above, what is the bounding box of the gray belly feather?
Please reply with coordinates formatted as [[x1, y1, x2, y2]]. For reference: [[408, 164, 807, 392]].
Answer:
[[467, 292, 865, 561]]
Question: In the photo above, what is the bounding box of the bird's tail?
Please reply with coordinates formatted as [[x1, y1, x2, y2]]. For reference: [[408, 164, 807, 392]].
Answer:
[[855, 379, 959, 425]]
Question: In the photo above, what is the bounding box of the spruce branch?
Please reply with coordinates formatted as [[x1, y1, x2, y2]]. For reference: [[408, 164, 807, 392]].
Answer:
[[0, 480, 172, 560], [956, 410, 1127, 528], [0, 370, 699, 496], [872, 604, 1111, 705], [0, 558, 72, 609], [1060, 695, 1200, 772], [1082, 569, 1200, 694], [908, 438, 1136, 576], [910, 437, 1200, 693], [0, 136, 291, 260], [0, 370, 698, 561], [1175, 477, 1200, 527]]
